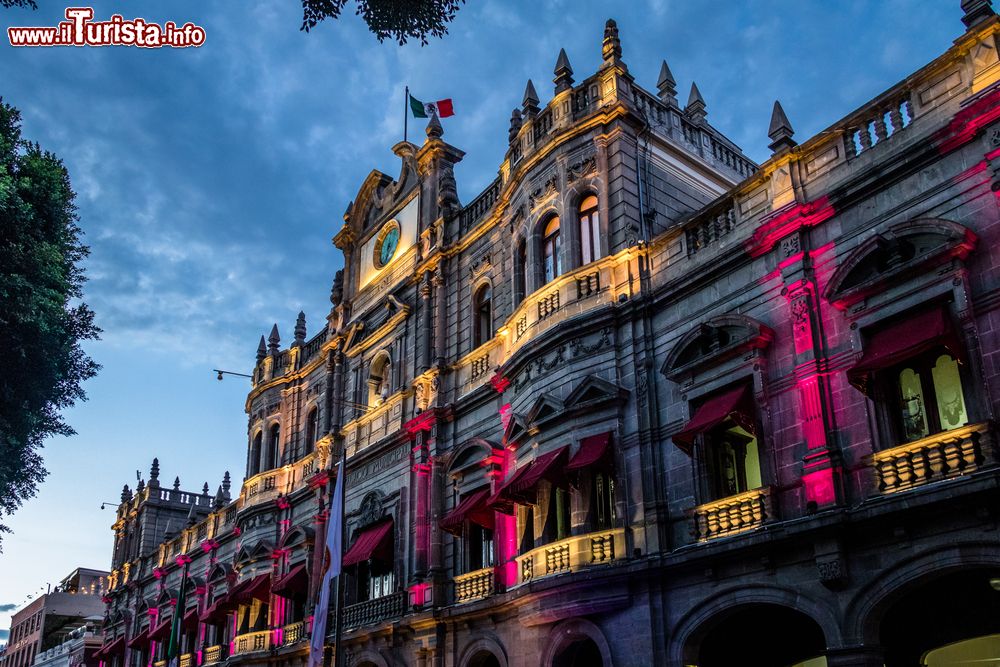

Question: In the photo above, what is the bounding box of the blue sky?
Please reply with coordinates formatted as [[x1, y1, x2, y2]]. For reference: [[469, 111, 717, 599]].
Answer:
[[0, 0, 960, 638]]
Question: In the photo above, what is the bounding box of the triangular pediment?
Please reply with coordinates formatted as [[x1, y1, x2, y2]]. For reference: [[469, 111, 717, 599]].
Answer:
[[502, 412, 529, 447], [565, 375, 627, 408], [526, 392, 565, 426]]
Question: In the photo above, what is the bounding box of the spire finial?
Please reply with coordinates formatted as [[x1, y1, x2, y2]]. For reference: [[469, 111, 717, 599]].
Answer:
[[656, 60, 677, 105], [685, 82, 707, 123], [268, 324, 280, 355], [121, 485, 132, 503], [172, 476, 180, 491], [767, 100, 796, 153], [186, 503, 198, 526], [213, 486, 225, 510], [136, 478, 145, 493], [222, 471, 231, 495], [962, 0, 995, 28], [426, 113, 443, 139], [601, 19, 623, 68], [508, 108, 523, 144], [553, 48, 574, 94], [202, 482, 210, 496], [293, 311, 306, 347], [522, 80, 540, 117], [256, 335, 267, 363], [149, 458, 160, 482]]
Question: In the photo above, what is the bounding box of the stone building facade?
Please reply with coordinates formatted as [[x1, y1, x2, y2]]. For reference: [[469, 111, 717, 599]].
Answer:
[[100, 4, 1000, 666]]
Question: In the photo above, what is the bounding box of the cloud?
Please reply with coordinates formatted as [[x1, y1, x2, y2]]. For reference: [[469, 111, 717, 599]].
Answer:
[[0, 629, 8, 641], [0, 603, 15, 612]]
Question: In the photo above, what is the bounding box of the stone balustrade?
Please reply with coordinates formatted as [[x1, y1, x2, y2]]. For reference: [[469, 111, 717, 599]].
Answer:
[[179, 653, 193, 667], [691, 487, 772, 542], [233, 630, 271, 655], [514, 528, 625, 586], [453, 567, 494, 604], [871, 421, 996, 494], [342, 591, 407, 629], [281, 620, 307, 646], [202, 645, 224, 665]]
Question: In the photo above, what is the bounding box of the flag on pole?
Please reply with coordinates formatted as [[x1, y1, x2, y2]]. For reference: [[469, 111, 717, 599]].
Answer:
[[166, 563, 188, 667], [308, 460, 343, 667], [409, 94, 454, 119]]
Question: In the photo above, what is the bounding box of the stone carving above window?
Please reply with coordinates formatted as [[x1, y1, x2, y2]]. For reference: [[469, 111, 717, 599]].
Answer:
[[824, 218, 977, 311], [356, 490, 386, 528], [662, 314, 774, 382]]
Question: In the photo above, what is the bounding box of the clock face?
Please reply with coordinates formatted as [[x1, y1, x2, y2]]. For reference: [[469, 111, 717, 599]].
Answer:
[[374, 221, 400, 268]]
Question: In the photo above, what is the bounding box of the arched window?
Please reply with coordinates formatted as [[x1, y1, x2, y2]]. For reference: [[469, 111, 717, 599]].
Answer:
[[368, 354, 391, 407], [473, 283, 492, 349], [266, 423, 280, 470], [249, 431, 262, 476], [542, 216, 562, 283], [304, 407, 319, 456], [579, 195, 601, 265], [515, 238, 527, 304]]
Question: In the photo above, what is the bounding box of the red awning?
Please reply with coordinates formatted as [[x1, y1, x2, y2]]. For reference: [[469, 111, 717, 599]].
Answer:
[[181, 607, 200, 630], [566, 432, 612, 471], [439, 488, 495, 535], [847, 307, 964, 395], [199, 593, 231, 623], [100, 636, 125, 658], [488, 447, 569, 512], [231, 573, 271, 603], [127, 628, 150, 650], [673, 385, 755, 454], [486, 463, 536, 515], [342, 518, 394, 567], [148, 617, 173, 641], [272, 564, 308, 598]]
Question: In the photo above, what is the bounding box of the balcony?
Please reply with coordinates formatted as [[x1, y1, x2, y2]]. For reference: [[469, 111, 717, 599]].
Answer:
[[179, 655, 193, 667], [871, 421, 997, 494], [342, 591, 407, 629], [453, 567, 494, 604], [232, 631, 271, 655], [691, 487, 772, 542], [281, 620, 307, 646], [202, 645, 225, 665], [241, 451, 320, 510], [154, 661, 166, 667], [514, 528, 625, 586]]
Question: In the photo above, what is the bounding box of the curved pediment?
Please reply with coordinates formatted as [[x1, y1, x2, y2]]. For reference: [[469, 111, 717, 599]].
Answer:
[[278, 525, 315, 550], [662, 314, 774, 382], [447, 438, 499, 476], [824, 218, 977, 310], [207, 562, 232, 585], [155, 587, 177, 607]]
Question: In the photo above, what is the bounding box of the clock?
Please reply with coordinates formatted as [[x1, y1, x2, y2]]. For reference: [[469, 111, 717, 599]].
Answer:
[[374, 220, 401, 269]]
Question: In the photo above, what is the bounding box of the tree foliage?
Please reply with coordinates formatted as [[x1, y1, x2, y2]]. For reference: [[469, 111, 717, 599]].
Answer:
[[0, 100, 100, 546], [301, 0, 465, 44], [0, 1, 38, 9]]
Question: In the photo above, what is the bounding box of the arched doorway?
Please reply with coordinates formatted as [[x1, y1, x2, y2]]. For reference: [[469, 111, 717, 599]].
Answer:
[[690, 603, 827, 667], [466, 651, 501, 667], [879, 568, 1000, 666], [552, 637, 603, 667]]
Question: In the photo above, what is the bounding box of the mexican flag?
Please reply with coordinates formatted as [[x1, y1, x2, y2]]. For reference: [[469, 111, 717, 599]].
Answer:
[[410, 94, 454, 119]]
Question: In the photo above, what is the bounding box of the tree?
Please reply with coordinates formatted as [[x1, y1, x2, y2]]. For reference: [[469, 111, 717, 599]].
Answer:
[[0, 1, 37, 8], [301, 0, 465, 44], [0, 100, 100, 547]]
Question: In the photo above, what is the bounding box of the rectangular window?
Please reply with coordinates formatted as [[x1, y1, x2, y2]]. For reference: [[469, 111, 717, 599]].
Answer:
[[518, 505, 535, 553], [594, 471, 616, 530], [704, 425, 762, 501], [888, 350, 969, 443], [468, 525, 495, 571], [554, 487, 571, 540]]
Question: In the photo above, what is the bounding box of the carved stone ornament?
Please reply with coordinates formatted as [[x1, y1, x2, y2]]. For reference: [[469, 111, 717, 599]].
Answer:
[[357, 490, 385, 527], [528, 174, 558, 210], [567, 154, 597, 183]]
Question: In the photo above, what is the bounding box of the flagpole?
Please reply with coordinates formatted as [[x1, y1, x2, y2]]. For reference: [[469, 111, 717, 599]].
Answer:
[[331, 447, 347, 666], [404, 86, 409, 144]]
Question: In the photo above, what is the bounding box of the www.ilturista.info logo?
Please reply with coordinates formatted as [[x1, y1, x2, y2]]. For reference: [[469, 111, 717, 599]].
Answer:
[[8, 7, 206, 48]]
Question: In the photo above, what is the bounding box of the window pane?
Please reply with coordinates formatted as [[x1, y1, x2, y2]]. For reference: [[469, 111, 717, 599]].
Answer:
[[898, 367, 930, 441], [931, 354, 968, 431]]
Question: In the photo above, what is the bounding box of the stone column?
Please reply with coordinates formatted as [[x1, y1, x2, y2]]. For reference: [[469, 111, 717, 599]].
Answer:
[[419, 273, 433, 372], [433, 267, 446, 368]]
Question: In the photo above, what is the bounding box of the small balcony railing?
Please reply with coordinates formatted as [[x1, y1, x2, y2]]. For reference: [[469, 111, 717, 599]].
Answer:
[[233, 630, 271, 655], [202, 645, 225, 665], [453, 567, 494, 604], [514, 528, 625, 586], [871, 421, 996, 494], [691, 487, 772, 542], [153, 660, 166, 667], [342, 591, 407, 629], [179, 654, 193, 667], [281, 620, 307, 646]]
